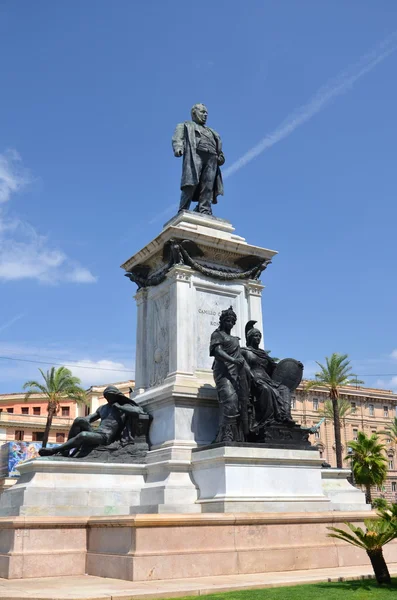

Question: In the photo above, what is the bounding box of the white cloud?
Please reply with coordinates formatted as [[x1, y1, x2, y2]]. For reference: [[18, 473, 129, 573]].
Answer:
[[0, 149, 31, 204], [64, 266, 97, 284], [390, 349, 397, 361], [0, 343, 134, 391], [65, 359, 133, 387], [0, 150, 97, 284]]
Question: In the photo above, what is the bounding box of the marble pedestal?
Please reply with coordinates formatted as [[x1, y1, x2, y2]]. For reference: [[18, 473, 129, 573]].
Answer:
[[321, 468, 370, 511], [121, 212, 277, 513], [0, 459, 146, 517], [191, 446, 331, 513]]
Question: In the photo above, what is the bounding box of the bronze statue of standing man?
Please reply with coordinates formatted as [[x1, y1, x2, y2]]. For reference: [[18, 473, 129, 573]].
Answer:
[[172, 103, 225, 215]]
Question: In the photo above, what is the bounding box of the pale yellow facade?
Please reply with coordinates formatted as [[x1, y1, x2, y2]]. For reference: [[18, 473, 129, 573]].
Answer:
[[293, 382, 397, 502]]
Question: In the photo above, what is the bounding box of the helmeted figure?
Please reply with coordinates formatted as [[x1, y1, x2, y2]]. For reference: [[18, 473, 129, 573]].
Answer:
[[172, 103, 225, 215], [241, 321, 302, 433]]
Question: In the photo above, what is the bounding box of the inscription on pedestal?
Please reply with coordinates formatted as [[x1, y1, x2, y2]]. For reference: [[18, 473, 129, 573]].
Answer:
[[195, 288, 237, 370]]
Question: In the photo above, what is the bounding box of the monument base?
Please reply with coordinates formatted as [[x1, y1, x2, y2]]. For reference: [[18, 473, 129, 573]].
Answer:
[[191, 445, 365, 513], [0, 459, 146, 517], [321, 468, 371, 511], [2, 512, 393, 581]]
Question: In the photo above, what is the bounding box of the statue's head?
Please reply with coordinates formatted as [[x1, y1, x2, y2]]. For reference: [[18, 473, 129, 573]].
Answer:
[[103, 385, 127, 405], [219, 306, 237, 330], [191, 103, 208, 125], [245, 320, 262, 348]]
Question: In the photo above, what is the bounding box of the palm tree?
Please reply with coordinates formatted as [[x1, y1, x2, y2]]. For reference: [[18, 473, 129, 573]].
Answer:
[[305, 353, 363, 468], [319, 398, 352, 422], [23, 366, 87, 448], [347, 432, 388, 504], [328, 518, 395, 584], [380, 417, 397, 445]]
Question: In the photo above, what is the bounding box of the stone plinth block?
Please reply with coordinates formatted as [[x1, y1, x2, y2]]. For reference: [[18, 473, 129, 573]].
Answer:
[[321, 468, 371, 511], [0, 516, 87, 579], [0, 459, 146, 517], [191, 445, 332, 513]]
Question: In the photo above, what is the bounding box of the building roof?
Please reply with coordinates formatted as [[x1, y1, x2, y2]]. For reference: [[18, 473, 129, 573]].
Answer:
[[298, 380, 397, 402]]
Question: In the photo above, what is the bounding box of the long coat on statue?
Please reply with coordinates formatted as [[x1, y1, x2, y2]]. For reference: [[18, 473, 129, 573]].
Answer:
[[172, 121, 224, 204]]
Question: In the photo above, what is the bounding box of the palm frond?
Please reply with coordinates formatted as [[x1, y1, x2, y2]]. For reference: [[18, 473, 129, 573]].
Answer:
[[347, 431, 388, 488], [319, 398, 352, 421], [22, 366, 86, 446], [328, 519, 397, 551]]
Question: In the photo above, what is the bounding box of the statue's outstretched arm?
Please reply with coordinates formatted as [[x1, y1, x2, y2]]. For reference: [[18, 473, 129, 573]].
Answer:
[[86, 410, 101, 424]]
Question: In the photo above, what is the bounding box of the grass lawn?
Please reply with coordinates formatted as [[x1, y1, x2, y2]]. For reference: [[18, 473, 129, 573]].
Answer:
[[174, 578, 397, 600]]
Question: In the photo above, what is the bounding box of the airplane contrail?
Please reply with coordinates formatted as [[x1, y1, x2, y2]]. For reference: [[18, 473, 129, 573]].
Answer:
[[0, 313, 25, 335], [223, 31, 397, 178]]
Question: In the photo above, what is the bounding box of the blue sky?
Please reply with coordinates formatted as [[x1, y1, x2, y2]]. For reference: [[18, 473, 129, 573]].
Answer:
[[1, 1, 397, 392]]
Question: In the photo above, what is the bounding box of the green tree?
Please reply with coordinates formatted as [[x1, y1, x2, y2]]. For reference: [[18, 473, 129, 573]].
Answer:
[[378, 502, 397, 525], [305, 353, 363, 468], [347, 432, 387, 505], [23, 366, 87, 448], [380, 417, 397, 445], [319, 398, 352, 422], [328, 518, 396, 584]]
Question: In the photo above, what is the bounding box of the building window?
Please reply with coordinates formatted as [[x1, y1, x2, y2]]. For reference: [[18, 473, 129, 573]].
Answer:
[[33, 407, 41, 416], [371, 429, 377, 437], [350, 401, 356, 413], [61, 406, 70, 417], [392, 482, 396, 492], [14, 430, 24, 441], [313, 398, 319, 411], [21, 407, 29, 414], [384, 406, 389, 418], [387, 437, 391, 443], [389, 460, 394, 470], [353, 428, 358, 441], [368, 404, 374, 416], [315, 430, 320, 439], [319, 450, 323, 458], [291, 395, 296, 410], [7, 408, 14, 413], [32, 432, 44, 442], [56, 433, 65, 443]]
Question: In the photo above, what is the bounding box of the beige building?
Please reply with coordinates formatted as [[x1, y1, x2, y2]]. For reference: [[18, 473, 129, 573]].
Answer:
[[293, 383, 397, 502], [0, 392, 85, 445]]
